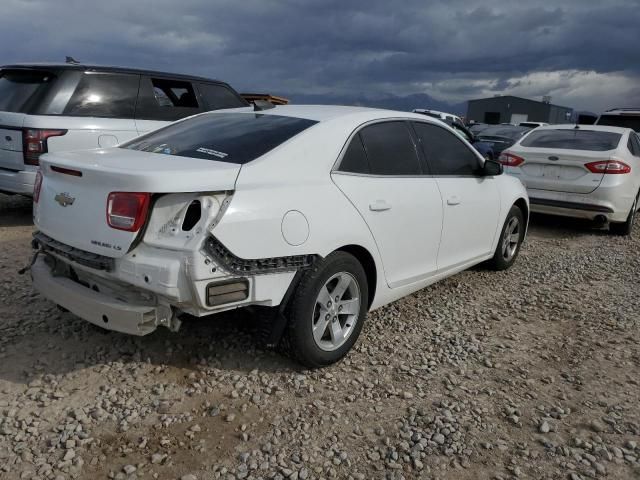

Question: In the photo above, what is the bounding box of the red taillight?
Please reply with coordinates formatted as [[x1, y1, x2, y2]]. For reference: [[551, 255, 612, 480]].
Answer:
[[33, 170, 43, 203], [23, 128, 67, 166], [585, 160, 631, 174], [106, 192, 151, 232], [499, 152, 525, 167]]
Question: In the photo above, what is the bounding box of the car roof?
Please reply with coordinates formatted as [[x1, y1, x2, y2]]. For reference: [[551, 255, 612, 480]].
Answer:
[[0, 63, 229, 85], [224, 104, 442, 123], [603, 108, 640, 114], [414, 108, 458, 117], [533, 124, 633, 134]]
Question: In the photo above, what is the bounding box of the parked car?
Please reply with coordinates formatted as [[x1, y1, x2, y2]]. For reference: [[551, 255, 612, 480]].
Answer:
[[596, 108, 640, 132], [519, 122, 549, 128], [468, 122, 492, 135], [0, 63, 249, 196], [571, 111, 598, 125], [30, 106, 528, 367], [413, 108, 463, 125], [446, 119, 497, 160], [500, 124, 640, 235], [475, 125, 532, 156]]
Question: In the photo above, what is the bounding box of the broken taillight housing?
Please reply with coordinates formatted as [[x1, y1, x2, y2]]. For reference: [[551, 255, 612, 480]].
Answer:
[[23, 128, 67, 166], [106, 192, 151, 232]]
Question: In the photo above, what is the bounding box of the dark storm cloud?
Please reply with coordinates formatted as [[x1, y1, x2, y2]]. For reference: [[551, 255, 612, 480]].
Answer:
[[1, 0, 638, 111]]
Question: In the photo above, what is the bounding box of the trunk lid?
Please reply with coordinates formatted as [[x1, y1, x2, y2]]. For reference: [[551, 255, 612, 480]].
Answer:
[[34, 148, 240, 258], [508, 147, 610, 194], [0, 111, 26, 170]]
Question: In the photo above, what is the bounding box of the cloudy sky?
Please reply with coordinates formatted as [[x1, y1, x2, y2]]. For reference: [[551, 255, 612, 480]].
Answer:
[[2, 0, 639, 113]]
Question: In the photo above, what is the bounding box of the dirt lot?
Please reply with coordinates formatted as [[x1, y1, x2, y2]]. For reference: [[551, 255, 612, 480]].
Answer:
[[1, 193, 639, 480]]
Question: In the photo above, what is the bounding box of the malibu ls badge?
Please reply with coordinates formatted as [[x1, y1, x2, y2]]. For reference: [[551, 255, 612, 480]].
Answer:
[[54, 192, 75, 207]]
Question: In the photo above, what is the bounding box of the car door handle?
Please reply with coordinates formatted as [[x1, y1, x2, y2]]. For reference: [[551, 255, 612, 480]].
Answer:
[[447, 196, 461, 206], [369, 200, 392, 212]]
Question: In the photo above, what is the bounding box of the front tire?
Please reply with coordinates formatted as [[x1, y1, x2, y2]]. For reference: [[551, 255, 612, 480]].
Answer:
[[488, 205, 525, 271], [610, 192, 638, 236], [283, 251, 368, 368]]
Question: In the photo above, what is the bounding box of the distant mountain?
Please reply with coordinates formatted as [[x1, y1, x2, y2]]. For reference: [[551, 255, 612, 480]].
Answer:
[[286, 92, 467, 115]]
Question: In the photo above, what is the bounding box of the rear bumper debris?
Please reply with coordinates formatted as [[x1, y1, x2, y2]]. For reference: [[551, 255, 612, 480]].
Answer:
[[31, 256, 174, 335]]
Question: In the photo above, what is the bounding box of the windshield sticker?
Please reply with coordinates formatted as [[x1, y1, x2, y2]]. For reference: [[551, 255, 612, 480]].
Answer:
[[196, 147, 228, 159]]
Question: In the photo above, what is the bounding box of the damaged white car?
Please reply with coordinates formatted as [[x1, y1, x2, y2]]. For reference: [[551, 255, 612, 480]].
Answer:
[[30, 106, 528, 367]]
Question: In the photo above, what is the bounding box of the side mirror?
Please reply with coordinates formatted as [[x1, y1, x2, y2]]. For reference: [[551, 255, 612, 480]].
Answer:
[[483, 159, 503, 176]]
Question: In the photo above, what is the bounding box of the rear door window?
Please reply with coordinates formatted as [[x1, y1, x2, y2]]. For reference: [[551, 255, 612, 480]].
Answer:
[[520, 129, 622, 151], [197, 83, 247, 110], [359, 121, 422, 175], [413, 122, 480, 176], [338, 133, 370, 174], [63, 72, 140, 118], [122, 112, 317, 164], [136, 77, 202, 121], [0, 69, 58, 113]]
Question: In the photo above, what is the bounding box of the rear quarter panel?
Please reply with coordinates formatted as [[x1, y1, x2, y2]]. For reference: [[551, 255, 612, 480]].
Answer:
[[212, 120, 387, 306], [493, 174, 530, 245]]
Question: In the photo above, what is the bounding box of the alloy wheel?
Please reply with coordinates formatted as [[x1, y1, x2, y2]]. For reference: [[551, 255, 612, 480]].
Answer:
[[311, 272, 361, 352], [501, 216, 520, 261]]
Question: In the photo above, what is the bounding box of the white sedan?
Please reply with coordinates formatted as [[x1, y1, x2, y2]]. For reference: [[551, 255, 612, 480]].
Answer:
[[31, 106, 528, 367], [500, 124, 640, 235]]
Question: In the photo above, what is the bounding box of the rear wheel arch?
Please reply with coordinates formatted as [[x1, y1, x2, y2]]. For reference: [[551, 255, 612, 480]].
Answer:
[[514, 197, 529, 228], [335, 244, 377, 309]]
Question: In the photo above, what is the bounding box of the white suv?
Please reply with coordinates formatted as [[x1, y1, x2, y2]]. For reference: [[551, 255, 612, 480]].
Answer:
[[30, 106, 528, 367], [0, 63, 248, 196]]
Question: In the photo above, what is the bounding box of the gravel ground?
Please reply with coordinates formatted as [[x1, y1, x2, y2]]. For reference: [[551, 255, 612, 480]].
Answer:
[[1, 193, 639, 480]]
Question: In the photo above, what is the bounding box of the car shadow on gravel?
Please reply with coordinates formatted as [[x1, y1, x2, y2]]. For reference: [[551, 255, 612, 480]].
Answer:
[[527, 212, 613, 238], [0, 194, 33, 227], [0, 306, 300, 385]]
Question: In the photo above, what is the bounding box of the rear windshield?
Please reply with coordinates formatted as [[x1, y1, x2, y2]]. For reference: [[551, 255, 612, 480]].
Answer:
[[520, 129, 622, 151], [597, 114, 640, 132], [122, 112, 318, 164], [0, 69, 57, 113]]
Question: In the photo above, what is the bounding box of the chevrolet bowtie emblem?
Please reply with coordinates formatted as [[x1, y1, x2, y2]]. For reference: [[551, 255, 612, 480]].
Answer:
[[54, 192, 75, 207]]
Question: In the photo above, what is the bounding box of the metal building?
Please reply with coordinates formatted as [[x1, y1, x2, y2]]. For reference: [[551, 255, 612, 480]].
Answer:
[[466, 95, 573, 125]]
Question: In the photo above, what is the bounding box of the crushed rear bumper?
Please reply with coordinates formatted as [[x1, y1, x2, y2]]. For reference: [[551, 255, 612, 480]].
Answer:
[[31, 256, 172, 335]]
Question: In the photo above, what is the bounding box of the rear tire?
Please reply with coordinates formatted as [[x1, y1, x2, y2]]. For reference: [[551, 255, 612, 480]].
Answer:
[[610, 192, 638, 236], [487, 205, 525, 271], [283, 251, 368, 368]]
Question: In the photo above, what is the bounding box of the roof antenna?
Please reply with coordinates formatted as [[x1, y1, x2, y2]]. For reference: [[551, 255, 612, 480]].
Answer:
[[65, 56, 80, 65]]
